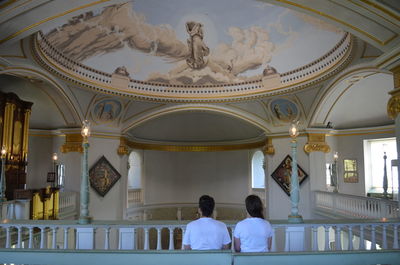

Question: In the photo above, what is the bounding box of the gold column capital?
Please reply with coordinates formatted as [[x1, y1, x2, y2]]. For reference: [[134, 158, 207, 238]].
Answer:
[[262, 138, 275, 155], [388, 66, 400, 119], [304, 133, 331, 153], [118, 137, 129, 156], [60, 133, 83, 153]]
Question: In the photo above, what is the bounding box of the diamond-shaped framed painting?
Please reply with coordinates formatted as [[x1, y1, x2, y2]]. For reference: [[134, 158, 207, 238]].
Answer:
[[270, 155, 308, 196], [89, 155, 121, 197]]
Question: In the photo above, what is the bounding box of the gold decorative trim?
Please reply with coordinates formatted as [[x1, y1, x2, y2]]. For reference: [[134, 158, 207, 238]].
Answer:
[[118, 137, 129, 155], [387, 89, 400, 120], [0, 40, 27, 58], [61, 133, 83, 153], [304, 133, 331, 153], [0, 0, 113, 45], [359, 0, 400, 21], [326, 130, 394, 137], [125, 139, 266, 152], [262, 138, 275, 155], [391, 65, 400, 89], [273, 0, 396, 45]]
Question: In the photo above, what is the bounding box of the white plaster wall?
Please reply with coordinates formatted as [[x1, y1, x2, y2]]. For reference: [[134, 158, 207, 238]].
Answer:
[[27, 135, 54, 189], [266, 136, 312, 220], [143, 150, 250, 205], [333, 131, 395, 196], [86, 137, 128, 220]]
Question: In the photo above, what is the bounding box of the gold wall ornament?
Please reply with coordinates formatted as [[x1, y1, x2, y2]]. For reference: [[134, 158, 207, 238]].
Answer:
[[262, 138, 275, 155], [117, 137, 129, 155], [304, 133, 331, 153], [387, 92, 400, 119], [60, 133, 83, 153]]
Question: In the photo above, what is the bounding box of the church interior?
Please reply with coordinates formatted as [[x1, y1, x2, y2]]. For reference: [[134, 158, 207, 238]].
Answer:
[[0, 0, 399, 264]]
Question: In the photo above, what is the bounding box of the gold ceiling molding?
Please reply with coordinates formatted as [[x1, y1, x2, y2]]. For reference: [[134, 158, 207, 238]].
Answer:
[[304, 133, 331, 153], [121, 137, 266, 152], [0, 0, 113, 45], [262, 138, 275, 155], [272, 0, 396, 46], [61, 133, 83, 153], [359, 0, 400, 22]]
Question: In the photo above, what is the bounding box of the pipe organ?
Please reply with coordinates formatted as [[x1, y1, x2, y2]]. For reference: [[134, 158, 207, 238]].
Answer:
[[0, 91, 33, 200]]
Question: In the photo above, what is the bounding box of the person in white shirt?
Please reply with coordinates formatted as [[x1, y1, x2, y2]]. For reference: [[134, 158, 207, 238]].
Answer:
[[183, 195, 231, 250], [233, 195, 273, 252]]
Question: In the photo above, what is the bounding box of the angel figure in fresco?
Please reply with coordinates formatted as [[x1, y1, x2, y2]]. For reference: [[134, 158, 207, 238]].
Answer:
[[186, 21, 209, 69]]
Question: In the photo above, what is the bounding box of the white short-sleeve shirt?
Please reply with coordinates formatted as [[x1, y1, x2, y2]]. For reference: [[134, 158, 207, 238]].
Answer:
[[233, 217, 273, 252], [182, 217, 231, 250]]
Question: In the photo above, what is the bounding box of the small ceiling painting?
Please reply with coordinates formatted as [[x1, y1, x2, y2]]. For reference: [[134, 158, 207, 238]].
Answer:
[[92, 98, 122, 123], [43, 0, 342, 85], [269, 98, 299, 123]]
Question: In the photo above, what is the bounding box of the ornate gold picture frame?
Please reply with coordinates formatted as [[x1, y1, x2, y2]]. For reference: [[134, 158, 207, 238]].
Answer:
[[89, 156, 121, 197]]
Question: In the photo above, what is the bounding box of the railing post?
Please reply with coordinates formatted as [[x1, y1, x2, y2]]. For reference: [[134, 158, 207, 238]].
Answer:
[[382, 224, 387, 249], [157, 228, 162, 250], [17, 226, 22, 248], [271, 227, 277, 252], [40, 227, 46, 249], [104, 227, 110, 250], [52, 227, 57, 249], [359, 225, 365, 250], [5, 226, 11, 248], [371, 225, 376, 250], [312, 226, 318, 251], [28, 227, 33, 249], [335, 226, 341, 251], [324, 226, 330, 251], [64, 227, 69, 249], [231, 227, 235, 251], [181, 227, 186, 250], [144, 228, 149, 250], [392, 224, 398, 249], [348, 226, 353, 250], [169, 227, 175, 250]]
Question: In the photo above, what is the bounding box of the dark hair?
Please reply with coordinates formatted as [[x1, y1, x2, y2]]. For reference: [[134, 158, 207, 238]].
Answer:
[[245, 195, 264, 219], [199, 195, 215, 217]]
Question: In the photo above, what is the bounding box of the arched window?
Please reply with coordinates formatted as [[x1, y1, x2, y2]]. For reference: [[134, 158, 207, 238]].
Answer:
[[128, 150, 142, 189], [252, 150, 265, 189]]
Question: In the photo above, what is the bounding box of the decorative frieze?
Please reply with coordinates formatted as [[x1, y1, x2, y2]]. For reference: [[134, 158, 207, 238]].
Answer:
[[61, 133, 83, 153]]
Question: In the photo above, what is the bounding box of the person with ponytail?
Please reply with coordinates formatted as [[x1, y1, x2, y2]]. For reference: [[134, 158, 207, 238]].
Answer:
[[233, 195, 273, 252]]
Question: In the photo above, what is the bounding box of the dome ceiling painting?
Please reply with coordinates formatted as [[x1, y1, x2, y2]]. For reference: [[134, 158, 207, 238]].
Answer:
[[42, 0, 344, 87]]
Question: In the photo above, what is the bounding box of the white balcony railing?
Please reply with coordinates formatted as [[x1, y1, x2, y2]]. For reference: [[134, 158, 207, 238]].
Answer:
[[0, 219, 398, 252], [58, 191, 78, 219], [315, 191, 400, 219]]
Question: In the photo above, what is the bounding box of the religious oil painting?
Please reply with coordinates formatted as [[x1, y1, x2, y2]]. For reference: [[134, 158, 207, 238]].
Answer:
[[269, 98, 299, 123], [271, 155, 308, 196], [89, 156, 121, 197], [343, 159, 358, 183], [93, 99, 122, 123]]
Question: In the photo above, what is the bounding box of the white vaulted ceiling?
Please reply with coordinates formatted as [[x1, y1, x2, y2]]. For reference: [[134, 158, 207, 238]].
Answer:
[[0, 0, 399, 144]]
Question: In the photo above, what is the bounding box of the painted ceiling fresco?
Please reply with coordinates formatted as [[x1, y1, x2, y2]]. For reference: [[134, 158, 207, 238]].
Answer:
[[44, 0, 343, 85]]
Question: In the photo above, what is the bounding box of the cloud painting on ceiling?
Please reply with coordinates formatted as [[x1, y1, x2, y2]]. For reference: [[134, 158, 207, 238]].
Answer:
[[44, 0, 342, 85]]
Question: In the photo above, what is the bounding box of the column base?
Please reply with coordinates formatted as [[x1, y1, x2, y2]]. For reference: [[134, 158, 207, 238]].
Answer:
[[288, 215, 303, 223], [78, 215, 92, 224]]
